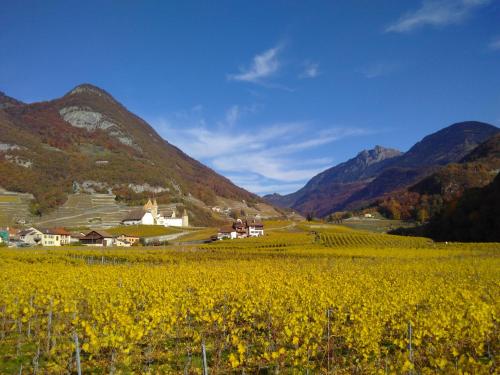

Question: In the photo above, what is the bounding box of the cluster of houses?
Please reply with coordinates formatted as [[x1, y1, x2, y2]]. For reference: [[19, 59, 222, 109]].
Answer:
[[0, 199, 191, 248], [211, 206, 232, 215], [0, 227, 140, 247], [122, 199, 189, 227], [217, 218, 264, 240]]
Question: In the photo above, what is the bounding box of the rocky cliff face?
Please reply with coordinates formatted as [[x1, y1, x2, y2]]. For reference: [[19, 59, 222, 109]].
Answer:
[[307, 145, 402, 187]]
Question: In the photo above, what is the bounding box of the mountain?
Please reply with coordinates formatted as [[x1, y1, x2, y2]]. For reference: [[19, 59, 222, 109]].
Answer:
[[0, 84, 265, 223], [0, 91, 24, 109], [392, 121, 498, 168], [374, 133, 500, 222], [410, 133, 500, 199], [427, 171, 500, 241], [392, 171, 500, 242], [265, 121, 500, 217], [461, 132, 500, 163], [265, 146, 402, 216]]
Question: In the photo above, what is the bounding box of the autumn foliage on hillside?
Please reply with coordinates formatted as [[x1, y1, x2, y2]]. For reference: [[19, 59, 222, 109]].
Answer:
[[374, 134, 500, 223], [0, 85, 260, 215], [392, 172, 500, 242]]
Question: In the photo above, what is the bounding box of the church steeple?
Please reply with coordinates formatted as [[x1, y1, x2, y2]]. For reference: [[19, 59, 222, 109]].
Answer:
[[144, 198, 153, 212], [151, 199, 158, 217]]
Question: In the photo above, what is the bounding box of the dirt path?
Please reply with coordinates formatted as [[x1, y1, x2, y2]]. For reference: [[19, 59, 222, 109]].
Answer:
[[142, 231, 191, 244]]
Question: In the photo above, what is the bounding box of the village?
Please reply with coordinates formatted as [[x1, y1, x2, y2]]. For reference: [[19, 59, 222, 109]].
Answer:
[[0, 198, 265, 247]]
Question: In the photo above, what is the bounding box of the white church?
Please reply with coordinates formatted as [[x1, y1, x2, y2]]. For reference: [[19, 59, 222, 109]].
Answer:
[[122, 199, 189, 227]]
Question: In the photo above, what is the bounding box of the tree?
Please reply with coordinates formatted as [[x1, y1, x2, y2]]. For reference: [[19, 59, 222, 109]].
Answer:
[[416, 208, 429, 223]]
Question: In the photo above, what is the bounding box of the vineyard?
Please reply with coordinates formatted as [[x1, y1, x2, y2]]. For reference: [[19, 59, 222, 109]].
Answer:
[[0, 224, 498, 373], [318, 231, 432, 249]]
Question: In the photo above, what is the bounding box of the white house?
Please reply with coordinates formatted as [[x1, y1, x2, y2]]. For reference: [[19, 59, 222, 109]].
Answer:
[[18, 227, 72, 247], [18, 227, 43, 245], [217, 225, 237, 240], [122, 209, 154, 225], [42, 228, 72, 246], [157, 209, 184, 227], [217, 218, 264, 240], [122, 199, 189, 227], [40, 229, 62, 247], [247, 218, 264, 237], [115, 238, 132, 247]]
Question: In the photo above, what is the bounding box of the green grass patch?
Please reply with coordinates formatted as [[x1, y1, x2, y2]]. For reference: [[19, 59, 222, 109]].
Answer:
[[0, 195, 20, 203], [106, 225, 183, 237], [177, 227, 217, 242]]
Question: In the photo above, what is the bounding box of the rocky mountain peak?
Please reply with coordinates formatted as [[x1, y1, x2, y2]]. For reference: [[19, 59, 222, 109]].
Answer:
[[65, 83, 117, 103], [356, 145, 402, 167]]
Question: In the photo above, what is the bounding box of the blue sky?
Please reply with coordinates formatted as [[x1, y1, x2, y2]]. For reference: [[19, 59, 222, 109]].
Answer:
[[1, 1, 499, 195]]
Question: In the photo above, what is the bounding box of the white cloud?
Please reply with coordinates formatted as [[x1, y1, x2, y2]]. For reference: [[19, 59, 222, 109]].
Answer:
[[359, 62, 400, 79], [211, 153, 328, 182], [300, 61, 320, 79], [228, 46, 282, 83], [222, 104, 258, 127], [489, 37, 500, 50], [386, 0, 491, 33], [225, 105, 240, 127], [155, 116, 303, 160], [151, 108, 371, 194], [228, 180, 305, 195]]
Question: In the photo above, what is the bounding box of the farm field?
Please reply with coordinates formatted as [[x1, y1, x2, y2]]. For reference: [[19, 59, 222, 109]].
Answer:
[[106, 225, 183, 238], [0, 224, 498, 374], [338, 217, 416, 233]]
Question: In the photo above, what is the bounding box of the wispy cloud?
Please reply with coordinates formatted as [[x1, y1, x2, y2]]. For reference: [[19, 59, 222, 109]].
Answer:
[[151, 107, 371, 195], [299, 61, 320, 79], [386, 0, 491, 33], [222, 104, 258, 127], [224, 105, 240, 127], [489, 36, 500, 51], [359, 61, 400, 79], [228, 46, 282, 83], [224, 174, 305, 195]]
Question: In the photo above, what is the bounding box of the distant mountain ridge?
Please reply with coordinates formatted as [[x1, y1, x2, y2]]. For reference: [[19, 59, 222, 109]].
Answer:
[[265, 121, 500, 216], [0, 91, 24, 109], [0, 84, 264, 222], [265, 145, 402, 216]]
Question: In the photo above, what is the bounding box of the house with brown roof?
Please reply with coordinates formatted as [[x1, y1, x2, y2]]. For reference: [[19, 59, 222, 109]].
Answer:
[[80, 230, 115, 247], [42, 228, 72, 245], [217, 217, 265, 240], [246, 218, 264, 237], [217, 225, 237, 240], [122, 208, 155, 225]]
